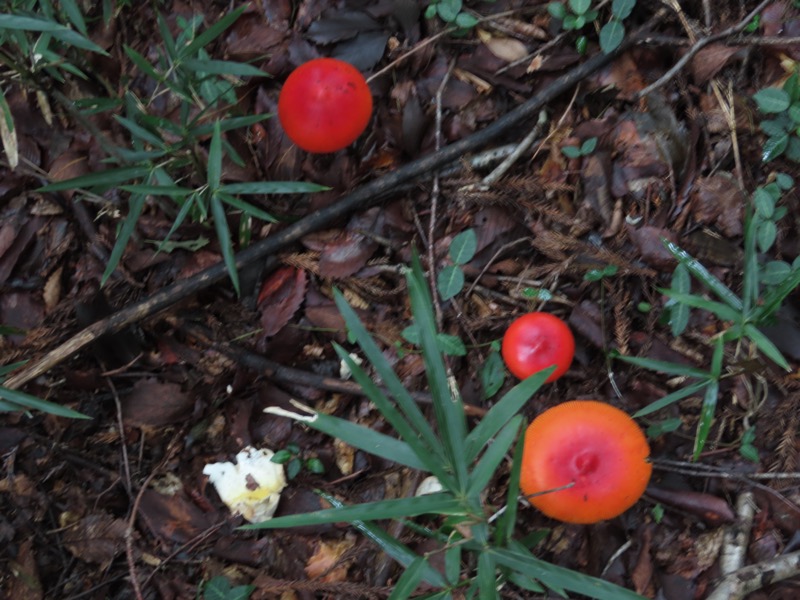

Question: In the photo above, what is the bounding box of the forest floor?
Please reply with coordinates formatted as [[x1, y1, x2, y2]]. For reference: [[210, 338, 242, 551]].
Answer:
[[2, 0, 800, 599]]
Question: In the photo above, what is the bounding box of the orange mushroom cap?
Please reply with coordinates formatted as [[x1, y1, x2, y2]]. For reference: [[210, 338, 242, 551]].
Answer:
[[520, 400, 652, 524]]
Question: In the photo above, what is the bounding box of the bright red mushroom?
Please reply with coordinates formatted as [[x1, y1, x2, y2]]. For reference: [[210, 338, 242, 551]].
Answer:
[[519, 400, 652, 524], [277, 57, 373, 153], [501, 312, 575, 383]]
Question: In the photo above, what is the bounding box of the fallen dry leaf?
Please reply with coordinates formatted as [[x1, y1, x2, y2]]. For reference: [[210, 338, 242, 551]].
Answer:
[[304, 535, 356, 582]]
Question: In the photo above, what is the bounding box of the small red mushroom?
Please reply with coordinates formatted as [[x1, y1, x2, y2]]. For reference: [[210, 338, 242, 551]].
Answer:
[[501, 312, 575, 383], [520, 400, 652, 524], [277, 58, 373, 154]]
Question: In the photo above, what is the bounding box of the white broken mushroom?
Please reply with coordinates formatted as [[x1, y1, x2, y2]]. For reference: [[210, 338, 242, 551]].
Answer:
[[203, 447, 286, 523]]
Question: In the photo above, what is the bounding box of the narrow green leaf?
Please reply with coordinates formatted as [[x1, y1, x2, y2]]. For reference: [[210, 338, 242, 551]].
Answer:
[[615, 353, 710, 378], [465, 367, 553, 462], [662, 239, 743, 311], [632, 381, 710, 418], [755, 267, 800, 321], [333, 291, 449, 469], [742, 211, 759, 314], [0, 386, 89, 419], [494, 421, 526, 545], [693, 378, 719, 460], [119, 184, 194, 197], [444, 544, 462, 585], [491, 547, 646, 600], [660, 289, 742, 323], [156, 12, 178, 61], [220, 181, 329, 194], [744, 324, 790, 371], [668, 263, 690, 336], [189, 114, 272, 137], [242, 493, 463, 529], [216, 191, 277, 223], [208, 121, 222, 190], [477, 552, 498, 600], [114, 115, 166, 148], [408, 253, 469, 489], [322, 494, 448, 587], [59, 0, 88, 35], [101, 193, 147, 286], [209, 192, 240, 295], [182, 58, 269, 78], [467, 417, 521, 498], [449, 229, 477, 265], [39, 165, 152, 192], [0, 14, 106, 54], [180, 5, 246, 58], [389, 557, 429, 599]]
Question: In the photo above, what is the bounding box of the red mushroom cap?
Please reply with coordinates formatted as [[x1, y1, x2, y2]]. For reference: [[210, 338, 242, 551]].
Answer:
[[278, 58, 373, 154], [501, 312, 575, 383], [520, 400, 652, 524]]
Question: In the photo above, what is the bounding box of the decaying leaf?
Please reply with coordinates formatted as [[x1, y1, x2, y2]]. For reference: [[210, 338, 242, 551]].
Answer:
[[257, 266, 308, 337]]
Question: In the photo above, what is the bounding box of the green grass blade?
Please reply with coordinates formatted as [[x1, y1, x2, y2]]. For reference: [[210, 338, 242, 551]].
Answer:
[[207, 121, 222, 190], [0, 14, 106, 53], [491, 547, 646, 600], [742, 212, 759, 315], [663, 239, 743, 311], [269, 394, 428, 471], [494, 422, 526, 546], [158, 192, 197, 251], [668, 263, 690, 336], [180, 5, 246, 58], [209, 192, 239, 295], [182, 58, 269, 78], [693, 377, 719, 460], [389, 557, 429, 599], [0, 87, 18, 170], [189, 114, 272, 136], [156, 12, 178, 62], [465, 367, 553, 462], [632, 380, 710, 418], [119, 184, 194, 197], [333, 346, 454, 485], [407, 251, 468, 489], [59, 0, 87, 35], [755, 267, 800, 322], [477, 552, 498, 600], [467, 416, 521, 499], [333, 289, 448, 467], [220, 181, 329, 194], [101, 193, 146, 286], [0, 386, 89, 419], [322, 494, 448, 587], [659, 289, 742, 323], [123, 45, 163, 82], [615, 353, 710, 378], [39, 165, 152, 191], [744, 323, 790, 371], [114, 116, 166, 149], [216, 191, 277, 223], [241, 493, 463, 529]]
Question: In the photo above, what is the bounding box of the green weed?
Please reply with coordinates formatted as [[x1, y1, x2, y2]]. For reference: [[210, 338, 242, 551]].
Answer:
[[253, 251, 645, 600]]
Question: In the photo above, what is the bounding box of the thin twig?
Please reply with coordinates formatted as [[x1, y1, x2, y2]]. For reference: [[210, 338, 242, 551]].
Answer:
[[707, 550, 800, 600]]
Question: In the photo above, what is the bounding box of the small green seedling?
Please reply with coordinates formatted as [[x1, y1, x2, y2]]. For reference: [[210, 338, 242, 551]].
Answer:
[[270, 443, 325, 480], [562, 136, 598, 159], [438, 228, 477, 301], [753, 72, 800, 162], [425, 0, 479, 32], [549, 0, 635, 54], [201, 575, 254, 600]]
